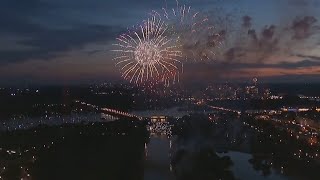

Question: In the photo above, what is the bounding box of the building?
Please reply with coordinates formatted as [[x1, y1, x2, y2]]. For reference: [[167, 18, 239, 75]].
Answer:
[[151, 116, 167, 123]]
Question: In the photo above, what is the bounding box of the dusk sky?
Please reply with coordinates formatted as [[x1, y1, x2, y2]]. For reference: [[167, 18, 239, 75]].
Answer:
[[0, 0, 320, 85]]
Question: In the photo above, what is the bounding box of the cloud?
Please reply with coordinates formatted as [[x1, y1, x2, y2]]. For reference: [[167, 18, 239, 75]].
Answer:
[[295, 54, 320, 61], [287, 0, 320, 7], [220, 14, 319, 63], [0, 50, 119, 85], [291, 16, 318, 39], [3, 59, 317, 85], [0, 24, 122, 64], [227, 66, 320, 78], [223, 24, 279, 62], [243, 60, 320, 69], [220, 60, 320, 69], [256, 25, 278, 54], [0, 0, 126, 64], [242, 15, 252, 28], [247, 29, 258, 42], [182, 60, 320, 81]]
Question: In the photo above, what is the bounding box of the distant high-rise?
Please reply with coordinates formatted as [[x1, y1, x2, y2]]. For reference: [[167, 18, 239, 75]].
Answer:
[[263, 89, 271, 99], [253, 77, 258, 86], [245, 78, 259, 99]]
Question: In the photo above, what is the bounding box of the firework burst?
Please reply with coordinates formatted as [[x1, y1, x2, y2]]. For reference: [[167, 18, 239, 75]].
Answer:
[[112, 16, 183, 85], [151, 2, 225, 61]]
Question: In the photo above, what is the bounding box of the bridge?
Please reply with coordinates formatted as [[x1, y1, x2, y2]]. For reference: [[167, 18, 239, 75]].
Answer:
[[208, 105, 241, 114], [100, 108, 142, 120]]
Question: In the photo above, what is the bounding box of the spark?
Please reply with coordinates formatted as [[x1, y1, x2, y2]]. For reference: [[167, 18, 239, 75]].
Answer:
[[112, 16, 182, 86], [150, 1, 224, 62]]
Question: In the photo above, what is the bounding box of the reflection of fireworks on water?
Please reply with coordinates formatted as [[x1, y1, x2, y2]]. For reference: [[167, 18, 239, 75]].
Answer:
[[112, 15, 183, 85], [151, 1, 225, 61]]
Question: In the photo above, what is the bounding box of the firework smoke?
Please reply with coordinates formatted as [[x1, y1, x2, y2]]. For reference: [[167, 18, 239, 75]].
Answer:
[[150, 3, 225, 62]]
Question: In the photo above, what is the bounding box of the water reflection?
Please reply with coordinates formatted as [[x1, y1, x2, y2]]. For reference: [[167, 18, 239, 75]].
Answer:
[[144, 113, 320, 180], [144, 137, 174, 180], [145, 117, 174, 180], [171, 145, 234, 180], [145, 115, 235, 180], [1, 113, 320, 180], [224, 152, 289, 180]]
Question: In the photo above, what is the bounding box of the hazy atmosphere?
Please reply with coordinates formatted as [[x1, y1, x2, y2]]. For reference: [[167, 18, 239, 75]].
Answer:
[[1, 0, 320, 85]]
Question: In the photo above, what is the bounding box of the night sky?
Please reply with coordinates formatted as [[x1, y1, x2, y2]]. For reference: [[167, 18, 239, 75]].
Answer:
[[0, 0, 320, 85]]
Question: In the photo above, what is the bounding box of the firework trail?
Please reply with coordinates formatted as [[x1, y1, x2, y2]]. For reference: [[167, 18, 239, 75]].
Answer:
[[112, 15, 183, 85], [150, 1, 225, 61]]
